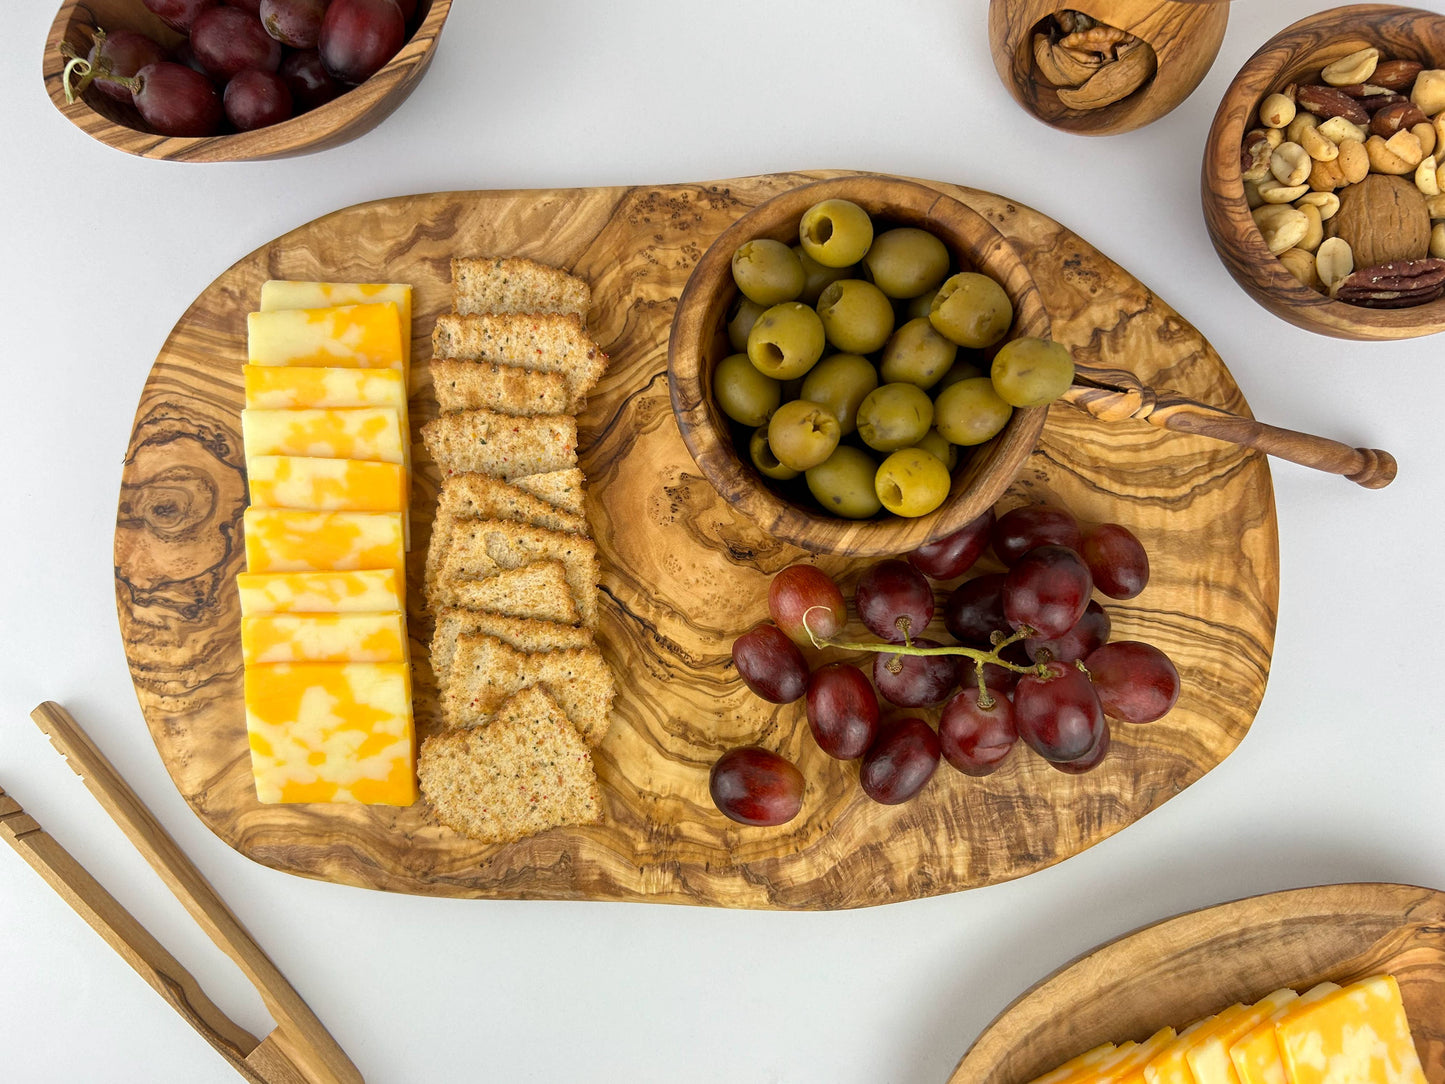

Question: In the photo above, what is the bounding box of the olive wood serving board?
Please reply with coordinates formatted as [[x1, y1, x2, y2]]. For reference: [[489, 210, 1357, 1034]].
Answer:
[[950, 882, 1445, 1083], [114, 171, 1279, 909]]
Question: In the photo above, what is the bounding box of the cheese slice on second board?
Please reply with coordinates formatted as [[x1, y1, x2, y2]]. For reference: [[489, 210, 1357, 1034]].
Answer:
[[243, 364, 408, 411], [1186, 988, 1299, 1084], [236, 569, 404, 615], [247, 302, 405, 375], [1144, 1006, 1248, 1084], [1228, 982, 1341, 1084], [243, 508, 405, 577], [241, 612, 407, 665], [246, 455, 407, 513], [1276, 975, 1427, 1084], [1092, 1028, 1177, 1082], [259, 281, 413, 369], [242, 407, 405, 464]]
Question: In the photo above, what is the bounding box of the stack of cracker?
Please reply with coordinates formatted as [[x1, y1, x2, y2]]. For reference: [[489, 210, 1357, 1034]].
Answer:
[[418, 257, 614, 844]]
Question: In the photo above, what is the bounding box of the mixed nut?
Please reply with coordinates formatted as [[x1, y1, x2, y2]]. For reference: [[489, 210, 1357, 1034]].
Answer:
[[1032, 10, 1157, 111], [1242, 49, 1445, 308]]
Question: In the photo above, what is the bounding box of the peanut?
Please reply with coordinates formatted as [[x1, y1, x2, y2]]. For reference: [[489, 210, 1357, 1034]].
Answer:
[[1386, 129, 1425, 169], [1418, 155, 1441, 197], [1322, 48, 1380, 87], [1339, 138, 1370, 183], [1414, 121, 1437, 159], [1428, 193, 1445, 218], [1259, 177, 1310, 203], [1298, 202, 1325, 252], [1279, 246, 1322, 288], [1297, 191, 1341, 220], [1260, 92, 1296, 129], [1318, 116, 1367, 144], [1432, 222, 1445, 258], [1271, 142, 1313, 186], [1300, 123, 1339, 162], [1287, 111, 1320, 144], [1253, 204, 1310, 254], [1365, 133, 1416, 174], [1411, 70, 1445, 116], [1315, 236, 1354, 291]]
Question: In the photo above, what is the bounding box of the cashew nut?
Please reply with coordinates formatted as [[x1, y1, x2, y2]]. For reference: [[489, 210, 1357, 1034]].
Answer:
[[1322, 47, 1380, 87], [1253, 204, 1310, 254], [1315, 237, 1354, 292], [1318, 116, 1367, 145], [1413, 121, 1437, 159], [1270, 142, 1313, 186], [1385, 129, 1425, 169]]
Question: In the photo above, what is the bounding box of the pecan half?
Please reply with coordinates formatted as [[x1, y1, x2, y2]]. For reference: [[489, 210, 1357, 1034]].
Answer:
[[1371, 100, 1429, 138], [1296, 84, 1370, 125], [1371, 59, 1425, 92], [1331, 258, 1445, 307]]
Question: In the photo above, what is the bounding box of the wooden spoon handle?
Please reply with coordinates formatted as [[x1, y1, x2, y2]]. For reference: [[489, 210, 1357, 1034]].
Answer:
[[1063, 369, 1397, 489]]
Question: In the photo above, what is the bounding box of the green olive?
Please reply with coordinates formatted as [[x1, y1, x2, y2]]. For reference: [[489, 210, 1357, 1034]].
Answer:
[[817, 279, 895, 355], [909, 428, 958, 471], [933, 377, 1013, 446], [727, 295, 767, 353], [905, 286, 941, 322], [934, 355, 985, 391], [713, 352, 781, 428], [749, 425, 800, 480], [806, 445, 883, 519], [799, 353, 879, 436], [990, 337, 1075, 408], [731, 239, 805, 306], [875, 448, 952, 517], [856, 382, 935, 452], [794, 244, 855, 305], [798, 199, 874, 268], [929, 272, 1013, 348], [863, 228, 951, 299], [767, 399, 842, 472], [879, 317, 958, 389], [747, 302, 826, 380]]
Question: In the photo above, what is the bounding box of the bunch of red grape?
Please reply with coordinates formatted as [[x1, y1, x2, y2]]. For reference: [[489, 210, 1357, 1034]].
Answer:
[[61, 0, 419, 137], [709, 503, 1181, 826]]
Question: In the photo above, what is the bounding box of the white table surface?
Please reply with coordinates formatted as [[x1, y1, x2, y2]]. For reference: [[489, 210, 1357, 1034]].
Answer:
[[4, 2, 1444, 1081]]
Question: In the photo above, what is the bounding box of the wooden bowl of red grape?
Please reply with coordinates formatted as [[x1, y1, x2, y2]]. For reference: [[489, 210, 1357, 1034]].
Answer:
[[43, 0, 451, 162]]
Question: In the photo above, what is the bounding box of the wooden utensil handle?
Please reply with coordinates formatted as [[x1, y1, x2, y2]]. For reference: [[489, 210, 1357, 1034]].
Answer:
[[1064, 369, 1397, 488]]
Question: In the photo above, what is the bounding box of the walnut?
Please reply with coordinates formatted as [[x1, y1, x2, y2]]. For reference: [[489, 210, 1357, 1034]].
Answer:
[[1325, 173, 1431, 268]]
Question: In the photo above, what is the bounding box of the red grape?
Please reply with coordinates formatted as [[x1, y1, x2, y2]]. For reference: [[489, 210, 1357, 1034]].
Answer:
[[873, 638, 958, 707], [224, 69, 293, 130], [859, 718, 940, 804], [1084, 641, 1180, 723], [86, 29, 166, 104], [1003, 544, 1092, 639], [393, 0, 419, 23], [769, 565, 845, 648], [992, 505, 1082, 566], [191, 7, 282, 80], [805, 663, 879, 760], [261, 0, 329, 48], [320, 0, 406, 84], [856, 559, 934, 642], [127, 62, 223, 136], [1050, 722, 1110, 774], [731, 623, 808, 704], [942, 572, 1008, 644], [906, 508, 995, 581], [227, 0, 265, 13], [1013, 660, 1105, 762], [171, 40, 208, 75], [142, 0, 218, 33], [939, 687, 1018, 775], [1025, 599, 1110, 663], [710, 747, 804, 826], [1080, 523, 1150, 600], [278, 48, 344, 110]]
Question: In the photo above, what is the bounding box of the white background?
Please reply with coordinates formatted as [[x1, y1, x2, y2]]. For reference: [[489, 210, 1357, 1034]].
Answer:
[[3, 2, 1444, 1082]]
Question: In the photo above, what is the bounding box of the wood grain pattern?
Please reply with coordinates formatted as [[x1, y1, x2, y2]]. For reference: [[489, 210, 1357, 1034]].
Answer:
[[988, 0, 1229, 135], [42, 0, 450, 163], [1202, 4, 1445, 340], [114, 172, 1279, 909], [949, 882, 1445, 1084]]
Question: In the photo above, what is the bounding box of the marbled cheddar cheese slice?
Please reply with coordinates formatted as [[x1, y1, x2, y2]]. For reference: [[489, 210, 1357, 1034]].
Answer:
[[237, 569, 404, 615], [1276, 975, 1427, 1084], [243, 365, 407, 411], [247, 302, 405, 374], [1144, 1008, 1246, 1084], [1027, 1043, 1118, 1084], [1094, 1028, 1176, 1082], [243, 508, 405, 577], [247, 455, 407, 513], [241, 407, 405, 464], [259, 281, 412, 368], [243, 661, 416, 805], [241, 612, 406, 665], [1229, 983, 1341, 1084], [1187, 989, 1299, 1084]]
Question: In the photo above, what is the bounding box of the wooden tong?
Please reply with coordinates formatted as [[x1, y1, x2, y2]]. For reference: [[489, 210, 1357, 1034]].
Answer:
[[1065, 362, 1397, 489], [0, 702, 362, 1084]]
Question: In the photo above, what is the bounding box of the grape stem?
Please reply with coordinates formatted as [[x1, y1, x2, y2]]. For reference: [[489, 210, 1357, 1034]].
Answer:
[[60, 29, 109, 104]]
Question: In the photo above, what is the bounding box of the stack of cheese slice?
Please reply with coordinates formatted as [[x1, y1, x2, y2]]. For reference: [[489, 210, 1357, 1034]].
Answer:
[[238, 281, 418, 806], [417, 257, 613, 844], [1026, 974, 1426, 1084]]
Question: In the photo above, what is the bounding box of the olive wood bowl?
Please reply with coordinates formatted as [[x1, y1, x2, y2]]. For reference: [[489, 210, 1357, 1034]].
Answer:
[[42, 0, 451, 162], [667, 175, 1050, 558], [1202, 4, 1445, 340], [988, 0, 1229, 136]]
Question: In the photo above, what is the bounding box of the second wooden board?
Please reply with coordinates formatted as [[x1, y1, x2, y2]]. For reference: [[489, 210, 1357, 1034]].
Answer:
[[114, 172, 1279, 908]]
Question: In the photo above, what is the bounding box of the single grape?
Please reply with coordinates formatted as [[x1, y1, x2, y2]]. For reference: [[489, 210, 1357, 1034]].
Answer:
[[1025, 599, 1111, 663], [320, 0, 406, 84], [805, 663, 880, 760], [1013, 660, 1106, 762], [991, 505, 1081, 566], [142, 0, 218, 33], [85, 29, 167, 105], [939, 687, 1018, 775], [906, 507, 995, 581], [942, 572, 1008, 644], [224, 69, 293, 129], [125, 62, 224, 136], [261, 0, 329, 47], [859, 718, 941, 804], [277, 48, 344, 111], [731, 623, 809, 704], [1079, 523, 1150, 600], [872, 638, 958, 708], [768, 565, 846, 648], [1084, 641, 1180, 723], [710, 747, 805, 826], [855, 559, 934, 642], [191, 7, 283, 80], [1050, 722, 1110, 774], [1003, 544, 1092, 640]]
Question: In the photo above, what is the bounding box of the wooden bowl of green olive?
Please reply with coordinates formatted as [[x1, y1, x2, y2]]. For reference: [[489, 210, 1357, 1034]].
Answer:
[[668, 175, 1056, 557]]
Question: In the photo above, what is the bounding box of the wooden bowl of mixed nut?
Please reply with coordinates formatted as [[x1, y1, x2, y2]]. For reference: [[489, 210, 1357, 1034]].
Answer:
[[1203, 4, 1445, 339]]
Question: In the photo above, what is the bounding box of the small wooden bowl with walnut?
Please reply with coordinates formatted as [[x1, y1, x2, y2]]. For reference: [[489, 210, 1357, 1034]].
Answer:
[[1203, 4, 1445, 340]]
